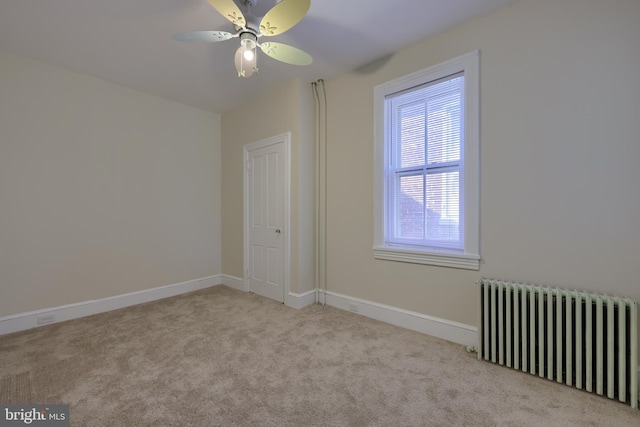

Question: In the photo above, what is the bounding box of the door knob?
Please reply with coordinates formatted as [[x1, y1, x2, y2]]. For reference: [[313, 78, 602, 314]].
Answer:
[[275, 229, 281, 234]]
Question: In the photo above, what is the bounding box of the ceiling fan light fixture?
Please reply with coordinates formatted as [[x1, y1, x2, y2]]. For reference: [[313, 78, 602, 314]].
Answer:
[[235, 31, 258, 78], [235, 45, 257, 78]]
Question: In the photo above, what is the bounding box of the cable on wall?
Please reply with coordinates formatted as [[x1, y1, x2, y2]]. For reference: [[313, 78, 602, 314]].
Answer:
[[312, 79, 327, 306]]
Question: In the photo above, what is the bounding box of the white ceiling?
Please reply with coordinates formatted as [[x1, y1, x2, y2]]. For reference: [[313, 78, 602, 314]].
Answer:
[[0, 0, 519, 113]]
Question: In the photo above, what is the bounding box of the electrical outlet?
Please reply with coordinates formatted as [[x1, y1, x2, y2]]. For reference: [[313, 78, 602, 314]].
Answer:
[[37, 314, 56, 325], [348, 303, 359, 313]]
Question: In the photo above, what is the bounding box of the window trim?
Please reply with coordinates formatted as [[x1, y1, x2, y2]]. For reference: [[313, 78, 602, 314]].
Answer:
[[373, 50, 480, 270]]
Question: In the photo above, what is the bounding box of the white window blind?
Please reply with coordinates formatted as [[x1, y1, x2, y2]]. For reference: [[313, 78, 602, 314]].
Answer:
[[386, 73, 464, 250]]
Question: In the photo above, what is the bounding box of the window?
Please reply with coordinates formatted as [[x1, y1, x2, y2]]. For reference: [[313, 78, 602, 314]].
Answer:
[[373, 51, 480, 270]]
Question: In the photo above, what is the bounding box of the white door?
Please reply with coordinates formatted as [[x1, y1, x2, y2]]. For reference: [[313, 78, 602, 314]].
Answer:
[[244, 134, 289, 303]]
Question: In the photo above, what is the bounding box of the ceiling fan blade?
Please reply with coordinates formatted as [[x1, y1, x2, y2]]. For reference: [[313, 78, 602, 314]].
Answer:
[[259, 0, 310, 36], [172, 30, 234, 43], [207, 0, 246, 27], [259, 42, 312, 66]]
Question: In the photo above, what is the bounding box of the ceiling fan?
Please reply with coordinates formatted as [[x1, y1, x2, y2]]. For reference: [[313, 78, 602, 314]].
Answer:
[[173, 0, 312, 78]]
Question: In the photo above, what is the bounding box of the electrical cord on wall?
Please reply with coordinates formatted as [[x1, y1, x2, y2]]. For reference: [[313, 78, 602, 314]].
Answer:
[[312, 81, 319, 305], [312, 79, 327, 306], [320, 79, 327, 306]]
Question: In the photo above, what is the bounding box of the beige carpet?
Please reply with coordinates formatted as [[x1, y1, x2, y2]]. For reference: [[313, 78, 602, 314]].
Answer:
[[1, 286, 638, 426]]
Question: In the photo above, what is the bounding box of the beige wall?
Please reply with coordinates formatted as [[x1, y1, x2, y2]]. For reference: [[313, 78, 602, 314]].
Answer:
[[221, 79, 315, 294], [322, 0, 640, 326], [0, 52, 222, 317]]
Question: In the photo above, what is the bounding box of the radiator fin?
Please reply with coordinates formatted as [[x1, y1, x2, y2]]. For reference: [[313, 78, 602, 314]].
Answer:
[[478, 278, 638, 409]]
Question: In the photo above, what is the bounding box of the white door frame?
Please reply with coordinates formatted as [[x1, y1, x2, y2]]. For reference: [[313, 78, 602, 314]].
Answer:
[[243, 132, 291, 302]]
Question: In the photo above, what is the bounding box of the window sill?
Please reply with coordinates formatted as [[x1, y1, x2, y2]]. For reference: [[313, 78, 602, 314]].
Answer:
[[373, 246, 480, 270]]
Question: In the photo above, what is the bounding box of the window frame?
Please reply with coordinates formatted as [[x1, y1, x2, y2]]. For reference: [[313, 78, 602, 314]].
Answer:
[[373, 50, 480, 270]]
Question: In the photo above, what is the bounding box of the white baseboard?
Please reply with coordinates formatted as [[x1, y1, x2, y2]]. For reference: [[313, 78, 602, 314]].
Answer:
[[319, 290, 477, 347], [220, 274, 247, 292], [220, 274, 315, 310], [318, 291, 640, 392], [0, 275, 222, 336], [286, 289, 317, 309]]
